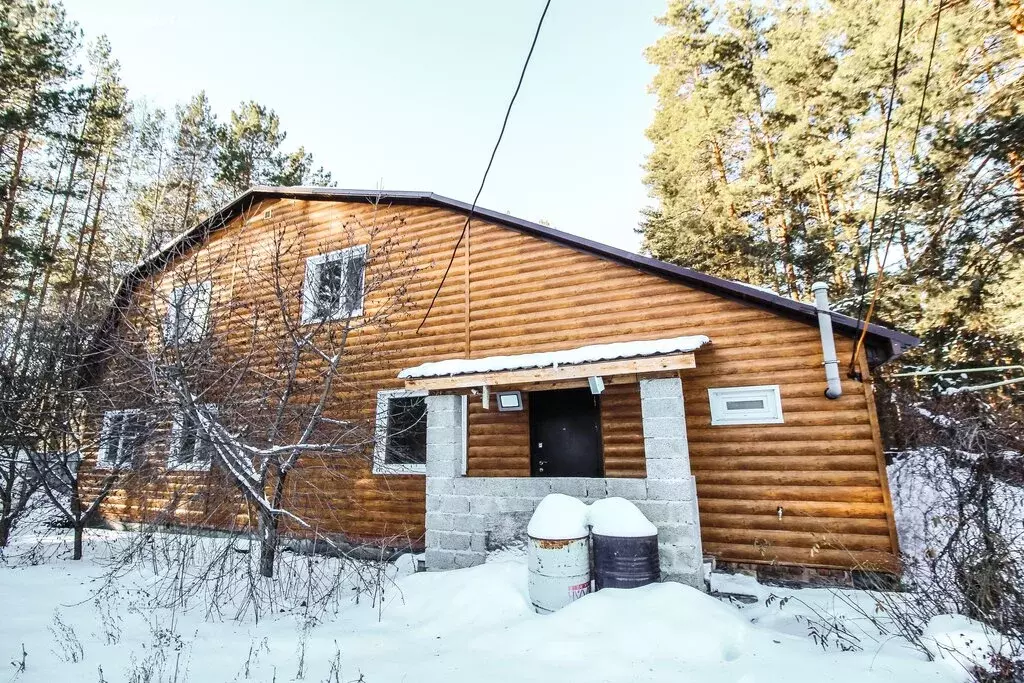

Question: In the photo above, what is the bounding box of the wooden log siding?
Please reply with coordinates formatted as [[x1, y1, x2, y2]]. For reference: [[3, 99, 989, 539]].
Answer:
[[83, 197, 899, 570]]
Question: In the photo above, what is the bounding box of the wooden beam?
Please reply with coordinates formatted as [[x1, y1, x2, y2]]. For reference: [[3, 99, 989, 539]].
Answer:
[[404, 352, 696, 391], [456, 373, 652, 395], [463, 217, 471, 356]]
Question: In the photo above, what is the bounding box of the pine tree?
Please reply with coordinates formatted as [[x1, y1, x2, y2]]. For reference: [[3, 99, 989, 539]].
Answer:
[[0, 1, 339, 552], [273, 145, 334, 188], [215, 101, 332, 201], [129, 92, 220, 253], [215, 101, 286, 198], [0, 0, 80, 289], [168, 92, 218, 233], [642, 0, 1024, 365]]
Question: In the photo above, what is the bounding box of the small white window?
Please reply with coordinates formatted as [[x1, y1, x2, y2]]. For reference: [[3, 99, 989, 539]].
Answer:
[[168, 404, 218, 472], [302, 245, 367, 323], [708, 385, 783, 425], [164, 281, 211, 344], [97, 409, 147, 469], [372, 390, 467, 475]]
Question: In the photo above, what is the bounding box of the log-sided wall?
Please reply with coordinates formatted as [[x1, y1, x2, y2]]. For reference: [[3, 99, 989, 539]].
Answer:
[[85, 196, 898, 571]]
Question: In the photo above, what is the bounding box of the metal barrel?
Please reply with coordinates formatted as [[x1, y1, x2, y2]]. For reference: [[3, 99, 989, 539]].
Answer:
[[527, 535, 592, 614], [592, 533, 660, 590]]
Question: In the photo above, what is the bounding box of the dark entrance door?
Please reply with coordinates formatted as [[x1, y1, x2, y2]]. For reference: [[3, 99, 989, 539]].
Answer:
[[529, 388, 603, 477]]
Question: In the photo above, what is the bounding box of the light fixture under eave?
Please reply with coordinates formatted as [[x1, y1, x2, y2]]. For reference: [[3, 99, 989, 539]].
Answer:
[[496, 391, 523, 412]]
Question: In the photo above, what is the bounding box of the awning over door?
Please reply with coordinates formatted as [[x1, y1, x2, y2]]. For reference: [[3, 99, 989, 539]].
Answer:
[[399, 335, 710, 391]]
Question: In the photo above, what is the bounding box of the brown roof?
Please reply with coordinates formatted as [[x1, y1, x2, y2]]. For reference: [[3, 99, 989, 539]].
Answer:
[[85, 186, 918, 382]]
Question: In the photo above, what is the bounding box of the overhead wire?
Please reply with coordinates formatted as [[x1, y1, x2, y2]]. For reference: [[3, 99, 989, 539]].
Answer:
[[851, 0, 937, 376], [847, 0, 921, 376], [416, 0, 552, 334]]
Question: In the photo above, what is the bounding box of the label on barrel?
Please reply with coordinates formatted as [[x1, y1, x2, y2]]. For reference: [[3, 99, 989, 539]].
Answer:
[[568, 580, 591, 600]]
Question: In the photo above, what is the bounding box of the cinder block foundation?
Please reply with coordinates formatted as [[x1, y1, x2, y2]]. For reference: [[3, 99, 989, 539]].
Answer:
[[423, 378, 705, 590]]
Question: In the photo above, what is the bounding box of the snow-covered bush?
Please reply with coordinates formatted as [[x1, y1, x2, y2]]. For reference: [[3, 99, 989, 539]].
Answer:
[[95, 526, 409, 622], [885, 391, 1024, 680]]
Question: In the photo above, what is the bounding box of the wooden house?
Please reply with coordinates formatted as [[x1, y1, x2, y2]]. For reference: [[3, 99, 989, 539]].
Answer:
[[83, 187, 918, 586]]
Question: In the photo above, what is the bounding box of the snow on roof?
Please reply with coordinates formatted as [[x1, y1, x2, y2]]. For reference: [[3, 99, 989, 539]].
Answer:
[[398, 335, 711, 380]]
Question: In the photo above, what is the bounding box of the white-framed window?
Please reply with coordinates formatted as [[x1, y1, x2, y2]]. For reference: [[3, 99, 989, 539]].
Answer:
[[302, 245, 367, 324], [372, 391, 467, 475], [97, 409, 147, 469], [708, 385, 784, 426], [164, 280, 211, 345], [168, 404, 218, 472]]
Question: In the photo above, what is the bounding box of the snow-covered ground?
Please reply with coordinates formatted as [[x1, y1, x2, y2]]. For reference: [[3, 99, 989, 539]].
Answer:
[[0, 527, 992, 683]]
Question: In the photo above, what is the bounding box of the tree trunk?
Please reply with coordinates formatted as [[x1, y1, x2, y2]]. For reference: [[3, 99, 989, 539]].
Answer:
[[257, 509, 278, 578], [70, 485, 86, 560], [0, 129, 30, 278], [179, 153, 200, 233], [257, 466, 290, 578], [64, 151, 103, 310], [73, 150, 112, 316], [888, 154, 912, 265], [747, 112, 799, 295], [1008, 151, 1024, 200], [143, 144, 166, 256], [1007, 0, 1024, 57], [19, 124, 88, 365], [73, 524, 84, 560], [0, 516, 11, 548], [701, 99, 739, 221], [10, 136, 72, 347], [813, 173, 846, 291]]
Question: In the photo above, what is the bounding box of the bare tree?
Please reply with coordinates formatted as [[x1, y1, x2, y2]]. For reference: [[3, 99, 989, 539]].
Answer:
[[817, 387, 1024, 680], [25, 384, 149, 561], [0, 445, 39, 549], [89, 198, 418, 578], [0, 297, 146, 558]]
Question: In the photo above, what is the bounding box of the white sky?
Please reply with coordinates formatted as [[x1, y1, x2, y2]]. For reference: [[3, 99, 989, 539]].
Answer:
[[60, 0, 667, 253]]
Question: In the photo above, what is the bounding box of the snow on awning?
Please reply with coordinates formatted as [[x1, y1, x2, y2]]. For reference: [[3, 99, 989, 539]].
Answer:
[[398, 335, 710, 381]]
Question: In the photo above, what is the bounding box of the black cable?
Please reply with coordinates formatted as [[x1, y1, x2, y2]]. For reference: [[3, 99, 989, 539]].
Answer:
[[851, 0, 943, 377], [911, 0, 942, 161], [417, 0, 552, 334], [847, 0, 908, 375]]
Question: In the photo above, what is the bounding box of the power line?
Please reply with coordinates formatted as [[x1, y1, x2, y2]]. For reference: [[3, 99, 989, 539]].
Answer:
[[911, 0, 943, 160], [850, 0, 943, 375], [847, 0, 908, 377], [417, 0, 552, 334]]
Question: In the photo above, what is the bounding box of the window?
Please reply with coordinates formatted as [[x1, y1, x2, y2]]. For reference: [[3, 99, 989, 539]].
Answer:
[[97, 410, 147, 469], [164, 281, 211, 344], [372, 390, 467, 475], [302, 245, 367, 323], [374, 389, 428, 474], [168, 405, 217, 472], [708, 385, 784, 425]]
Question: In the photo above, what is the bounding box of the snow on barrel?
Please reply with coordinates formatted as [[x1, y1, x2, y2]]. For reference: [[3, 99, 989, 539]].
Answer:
[[526, 494, 591, 614], [589, 497, 661, 590]]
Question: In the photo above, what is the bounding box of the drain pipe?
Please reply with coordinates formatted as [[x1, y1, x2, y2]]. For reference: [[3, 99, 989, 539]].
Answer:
[[811, 282, 843, 399]]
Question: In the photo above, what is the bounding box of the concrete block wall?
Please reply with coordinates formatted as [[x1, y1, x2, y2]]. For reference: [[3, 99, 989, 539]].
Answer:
[[423, 378, 704, 589]]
